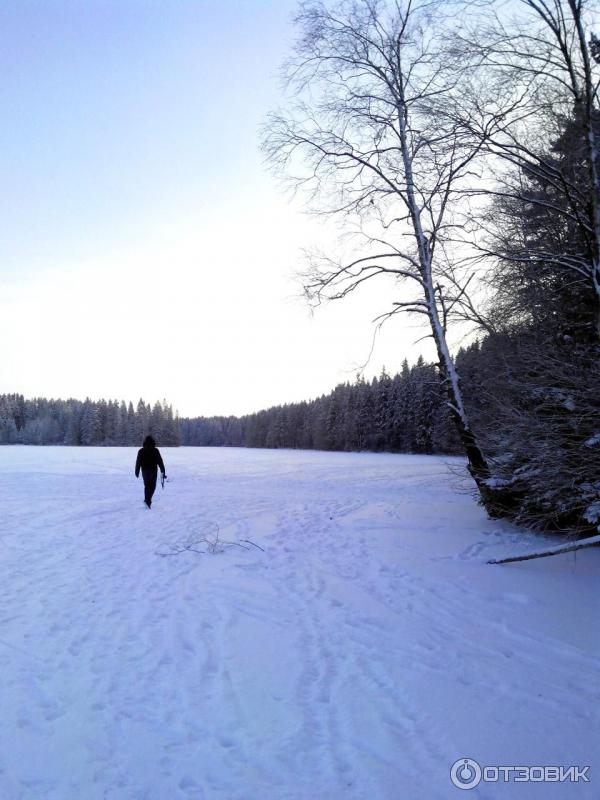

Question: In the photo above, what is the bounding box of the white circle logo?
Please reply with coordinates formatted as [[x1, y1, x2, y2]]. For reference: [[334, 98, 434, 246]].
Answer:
[[450, 758, 482, 790]]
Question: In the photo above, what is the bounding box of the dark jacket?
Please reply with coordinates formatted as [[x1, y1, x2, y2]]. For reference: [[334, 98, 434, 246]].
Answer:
[[135, 446, 165, 478]]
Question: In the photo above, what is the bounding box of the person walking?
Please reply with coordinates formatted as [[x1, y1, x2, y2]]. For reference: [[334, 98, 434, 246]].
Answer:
[[135, 435, 166, 508]]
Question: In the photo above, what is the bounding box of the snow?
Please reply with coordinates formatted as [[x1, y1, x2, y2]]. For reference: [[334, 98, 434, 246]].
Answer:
[[0, 446, 598, 800], [585, 502, 600, 524]]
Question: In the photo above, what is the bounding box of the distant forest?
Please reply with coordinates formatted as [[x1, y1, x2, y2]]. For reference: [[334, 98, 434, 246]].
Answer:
[[0, 397, 180, 447], [0, 355, 459, 454], [179, 357, 459, 453]]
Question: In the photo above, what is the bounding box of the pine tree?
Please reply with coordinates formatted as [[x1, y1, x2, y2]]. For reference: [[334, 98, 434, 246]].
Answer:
[[80, 401, 102, 446]]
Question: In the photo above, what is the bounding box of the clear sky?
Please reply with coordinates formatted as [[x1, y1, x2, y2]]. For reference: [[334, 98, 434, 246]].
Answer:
[[0, 0, 437, 417]]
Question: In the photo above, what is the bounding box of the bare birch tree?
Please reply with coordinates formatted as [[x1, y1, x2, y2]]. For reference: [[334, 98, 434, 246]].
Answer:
[[263, 0, 509, 511]]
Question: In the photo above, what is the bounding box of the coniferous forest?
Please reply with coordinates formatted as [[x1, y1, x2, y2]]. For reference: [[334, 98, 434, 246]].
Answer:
[[0, 397, 180, 447], [0, 357, 457, 453], [178, 358, 458, 454]]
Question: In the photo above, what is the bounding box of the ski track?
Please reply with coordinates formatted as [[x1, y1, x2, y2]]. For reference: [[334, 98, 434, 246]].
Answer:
[[0, 446, 598, 800]]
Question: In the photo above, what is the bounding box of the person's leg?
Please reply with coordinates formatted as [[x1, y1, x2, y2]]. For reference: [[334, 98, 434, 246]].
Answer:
[[148, 470, 157, 503], [142, 468, 157, 506]]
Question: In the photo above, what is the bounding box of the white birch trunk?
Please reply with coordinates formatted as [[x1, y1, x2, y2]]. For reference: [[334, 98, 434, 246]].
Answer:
[[395, 92, 492, 490]]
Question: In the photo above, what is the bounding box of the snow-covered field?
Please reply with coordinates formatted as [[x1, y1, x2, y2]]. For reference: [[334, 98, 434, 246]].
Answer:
[[0, 446, 598, 800]]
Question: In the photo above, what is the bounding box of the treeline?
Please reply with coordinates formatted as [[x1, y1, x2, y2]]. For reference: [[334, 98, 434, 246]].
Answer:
[[179, 358, 459, 453], [0, 396, 180, 446], [0, 357, 461, 455]]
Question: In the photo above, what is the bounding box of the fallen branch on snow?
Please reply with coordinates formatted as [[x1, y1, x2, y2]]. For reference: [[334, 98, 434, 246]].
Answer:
[[487, 533, 600, 564], [240, 539, 265, 552], [155, 523, 264, 558]]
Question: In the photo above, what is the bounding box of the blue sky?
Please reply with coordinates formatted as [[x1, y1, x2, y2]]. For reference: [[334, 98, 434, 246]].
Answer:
[[0, 0, 435, 417], [0, 1, 294, 275]]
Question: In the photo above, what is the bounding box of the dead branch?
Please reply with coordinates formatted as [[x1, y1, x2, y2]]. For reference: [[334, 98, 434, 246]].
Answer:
[[488, 533, 600, 563]]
